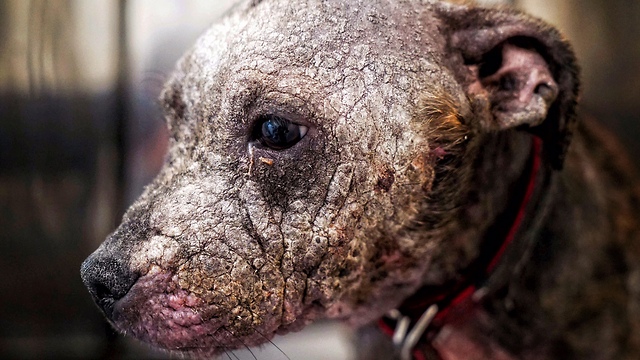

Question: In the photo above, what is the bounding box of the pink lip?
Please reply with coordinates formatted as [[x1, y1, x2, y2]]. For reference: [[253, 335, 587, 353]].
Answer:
[[110, 271, 222, 351], [108, 268, 310, 356]]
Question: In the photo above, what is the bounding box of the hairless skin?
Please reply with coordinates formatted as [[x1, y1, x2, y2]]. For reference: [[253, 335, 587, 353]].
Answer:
[[81, 1, 640, 359]]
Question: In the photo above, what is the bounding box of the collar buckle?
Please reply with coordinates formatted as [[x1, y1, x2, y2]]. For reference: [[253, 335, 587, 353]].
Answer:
[[387, 304, 439, 360]]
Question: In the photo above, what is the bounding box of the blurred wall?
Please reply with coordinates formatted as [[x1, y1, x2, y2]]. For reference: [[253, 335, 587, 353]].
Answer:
[[0, 1, 122, 358]]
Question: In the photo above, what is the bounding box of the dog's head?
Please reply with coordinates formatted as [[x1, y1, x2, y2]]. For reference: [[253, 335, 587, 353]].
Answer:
[[81, 0, 578, 356]]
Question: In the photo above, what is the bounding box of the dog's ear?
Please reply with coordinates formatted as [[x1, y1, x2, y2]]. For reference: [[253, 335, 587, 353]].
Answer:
[[435, 3, 580, 168]]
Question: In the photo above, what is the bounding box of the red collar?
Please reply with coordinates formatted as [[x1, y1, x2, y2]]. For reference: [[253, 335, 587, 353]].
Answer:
[[378, 137, 544, 360]]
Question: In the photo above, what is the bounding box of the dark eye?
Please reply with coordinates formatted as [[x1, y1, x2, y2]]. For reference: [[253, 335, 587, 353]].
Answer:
[[254, 114, 308, 150]]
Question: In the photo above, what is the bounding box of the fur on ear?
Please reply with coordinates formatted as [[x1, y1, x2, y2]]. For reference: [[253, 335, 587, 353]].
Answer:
[[434, 2, 580, 169]]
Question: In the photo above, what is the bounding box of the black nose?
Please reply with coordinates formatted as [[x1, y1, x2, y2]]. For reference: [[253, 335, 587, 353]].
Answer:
[[80, 252, 139, 318]]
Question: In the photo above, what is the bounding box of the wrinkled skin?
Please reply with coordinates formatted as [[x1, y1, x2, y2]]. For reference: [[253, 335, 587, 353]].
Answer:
[[81, 0, 640, 359]]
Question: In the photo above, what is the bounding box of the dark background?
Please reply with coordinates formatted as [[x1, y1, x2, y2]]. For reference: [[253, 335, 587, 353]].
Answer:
[[0, 0, 638, 359]]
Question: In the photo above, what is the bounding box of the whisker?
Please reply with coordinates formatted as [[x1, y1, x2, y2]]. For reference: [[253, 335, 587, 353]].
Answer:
[[224, 349, 235, 360], [221, 327, 254, 360], [229, 350, 241, 360], [251, 326, 291, 360], [208, 332, 236, 360]]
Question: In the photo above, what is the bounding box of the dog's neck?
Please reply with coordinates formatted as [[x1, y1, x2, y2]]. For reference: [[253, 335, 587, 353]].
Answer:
[[378, 135, 555, 360]]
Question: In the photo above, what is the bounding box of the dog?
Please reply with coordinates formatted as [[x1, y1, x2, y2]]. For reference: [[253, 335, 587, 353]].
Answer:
[[81, 0, 640, 358]]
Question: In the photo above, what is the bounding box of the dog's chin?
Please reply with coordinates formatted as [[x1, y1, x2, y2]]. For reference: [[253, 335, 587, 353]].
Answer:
[[108, 269, 291, 356]]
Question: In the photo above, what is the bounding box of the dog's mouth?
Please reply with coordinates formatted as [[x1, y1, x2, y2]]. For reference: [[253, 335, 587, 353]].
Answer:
[[106, 265, 312, 355], [109, 269, 208, 351]]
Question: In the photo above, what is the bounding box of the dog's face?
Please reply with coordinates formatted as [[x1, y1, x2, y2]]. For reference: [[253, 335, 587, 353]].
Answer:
[[81, 0, 577, 356]]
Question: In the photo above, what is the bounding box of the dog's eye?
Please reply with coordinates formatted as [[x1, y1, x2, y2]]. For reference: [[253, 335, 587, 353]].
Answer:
[[254, 114, 308, 150]]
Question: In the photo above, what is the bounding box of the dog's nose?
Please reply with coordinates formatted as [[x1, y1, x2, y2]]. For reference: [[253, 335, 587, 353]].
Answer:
[[80, 252, 139, 317]]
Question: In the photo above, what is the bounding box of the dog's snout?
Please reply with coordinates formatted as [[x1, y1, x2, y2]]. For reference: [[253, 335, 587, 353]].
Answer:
[[80, 253, 138, 317]]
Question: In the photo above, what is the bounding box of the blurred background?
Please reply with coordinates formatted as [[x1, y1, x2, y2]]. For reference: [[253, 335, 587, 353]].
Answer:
[[0, 0, 638, 359]]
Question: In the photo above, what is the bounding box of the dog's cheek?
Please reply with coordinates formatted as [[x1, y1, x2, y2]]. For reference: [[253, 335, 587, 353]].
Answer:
[[296, 147, 438, 324], [239, 137, 383, 322], [241, 138, 348, 317]]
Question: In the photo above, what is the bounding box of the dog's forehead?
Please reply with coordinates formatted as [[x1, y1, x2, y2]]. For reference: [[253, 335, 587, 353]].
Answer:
[[234, 0, 443, 56], [183, 0, 448, 104]]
